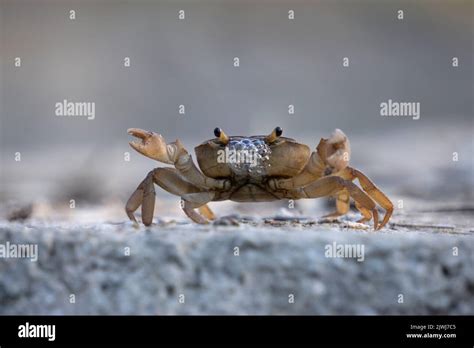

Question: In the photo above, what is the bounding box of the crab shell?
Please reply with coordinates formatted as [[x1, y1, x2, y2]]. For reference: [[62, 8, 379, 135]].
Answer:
[[195, 136, 311, 179]]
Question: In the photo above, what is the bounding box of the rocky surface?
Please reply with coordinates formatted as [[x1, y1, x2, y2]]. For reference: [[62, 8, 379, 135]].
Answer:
[[0, 214, 473, 315]]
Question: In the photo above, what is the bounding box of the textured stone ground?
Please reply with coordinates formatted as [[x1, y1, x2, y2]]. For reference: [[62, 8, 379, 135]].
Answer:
[[1, 209, 472, 315]]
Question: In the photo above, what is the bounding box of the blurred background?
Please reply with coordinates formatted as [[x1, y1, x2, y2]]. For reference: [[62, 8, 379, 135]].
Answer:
[[0, 0, 472, 223]]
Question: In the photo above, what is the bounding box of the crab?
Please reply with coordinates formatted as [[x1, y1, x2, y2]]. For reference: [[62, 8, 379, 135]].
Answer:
[[126, 127, 393, 229]]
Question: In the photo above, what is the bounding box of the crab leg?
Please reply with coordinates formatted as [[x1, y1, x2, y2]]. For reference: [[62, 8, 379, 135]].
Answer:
[[181, 192, 216, 224], [182, 201, 208, 224], [125, 167, 215, 226], [128, 128, 229, 191], [125, 188, 143, 224], [322, 190, 375, 225], [355, 202, 373, 224], [322, 190, 350, 218], [198, 205, 216, 220], [125, 171, 156, 226], [293, 176, 379, 230], [337, 167, 394, 229]]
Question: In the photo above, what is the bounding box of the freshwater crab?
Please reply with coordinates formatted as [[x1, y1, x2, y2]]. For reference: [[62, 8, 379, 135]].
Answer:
[[126, 127, 393, 229]]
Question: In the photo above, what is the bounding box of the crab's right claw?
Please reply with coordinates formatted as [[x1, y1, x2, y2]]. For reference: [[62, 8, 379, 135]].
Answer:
[[128, 128, 183, 164], [316, 129, 351, 171]]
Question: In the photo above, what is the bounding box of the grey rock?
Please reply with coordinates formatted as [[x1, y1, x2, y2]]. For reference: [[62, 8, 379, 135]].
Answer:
[[0, 222, 473, 314]]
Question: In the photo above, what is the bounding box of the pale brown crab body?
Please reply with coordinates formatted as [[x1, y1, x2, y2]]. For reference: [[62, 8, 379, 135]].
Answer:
[[195, 134, 311, 202], [126, 127, 393, 229]]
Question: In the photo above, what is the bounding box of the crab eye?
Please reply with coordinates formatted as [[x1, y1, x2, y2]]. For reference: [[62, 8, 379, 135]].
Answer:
[[265, 126, 283, 143], [213, 127, 229, 145]]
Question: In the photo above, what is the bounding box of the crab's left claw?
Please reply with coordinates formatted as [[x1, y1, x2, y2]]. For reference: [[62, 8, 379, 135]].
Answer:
[[317, 129, 351, 171], [128, 128, 185, 164]]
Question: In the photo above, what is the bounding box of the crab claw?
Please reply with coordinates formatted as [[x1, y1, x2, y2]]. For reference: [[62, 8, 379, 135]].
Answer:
[[317, 129, 351, 171], [128, 128, 184, 164]]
